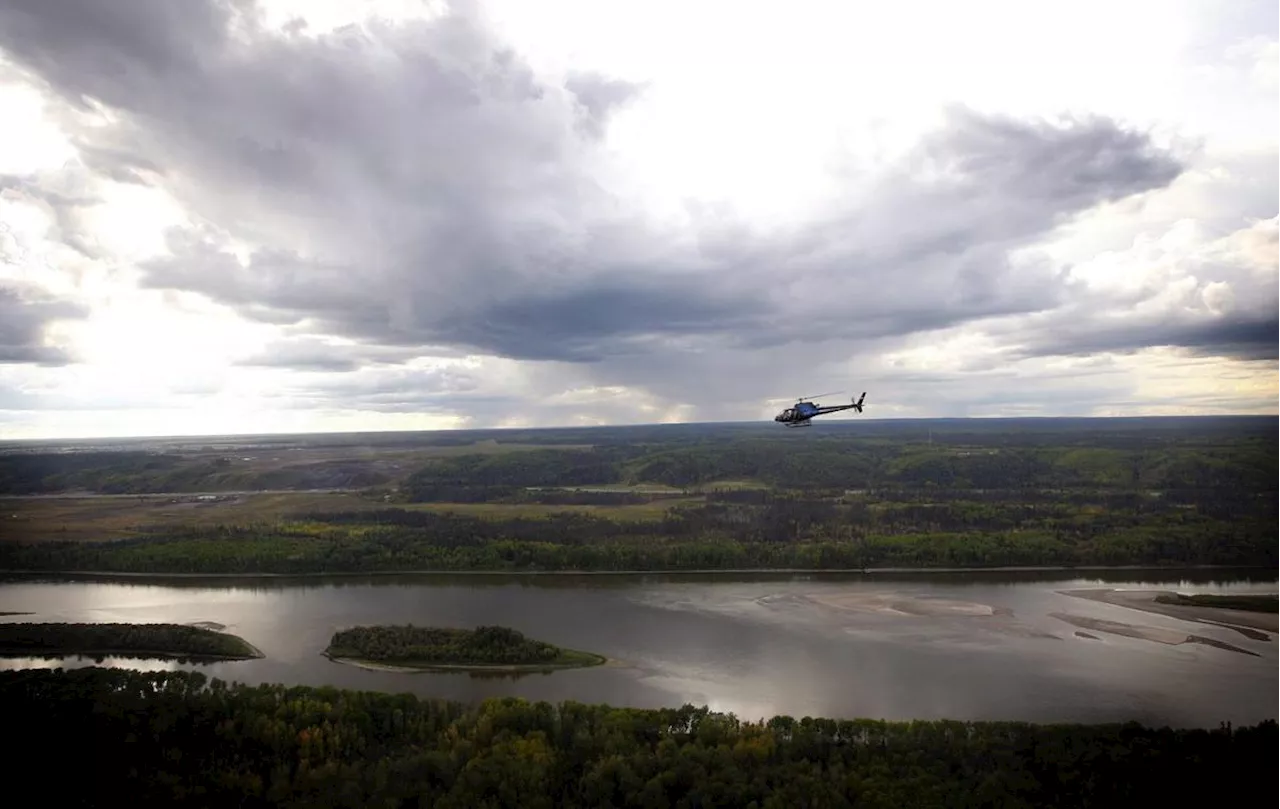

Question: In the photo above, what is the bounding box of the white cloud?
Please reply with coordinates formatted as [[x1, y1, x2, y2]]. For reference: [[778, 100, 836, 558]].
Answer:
[[0, 0, 1274, 439]]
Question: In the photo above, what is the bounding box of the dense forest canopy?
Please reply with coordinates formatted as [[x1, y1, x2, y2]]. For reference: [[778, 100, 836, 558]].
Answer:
[[0, 622, 259, 659], [0, 667, 1273, 808], [326, 624, 599, 667], [2, 417, 1273, 496]]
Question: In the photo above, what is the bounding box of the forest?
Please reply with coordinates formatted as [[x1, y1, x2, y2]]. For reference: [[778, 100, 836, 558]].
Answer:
[[0, 666, 1273, 808], [0, 622, 261, 660], [325, 624, 603, 668], [1, 417, 1274, 574]]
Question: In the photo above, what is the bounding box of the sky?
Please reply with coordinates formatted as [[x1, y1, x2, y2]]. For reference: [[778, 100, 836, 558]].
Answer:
[[0, 0, 1276, 439]]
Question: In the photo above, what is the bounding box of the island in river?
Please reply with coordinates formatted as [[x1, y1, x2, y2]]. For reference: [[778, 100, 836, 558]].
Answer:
[[323, 623, 607, 673], [0, 622, 263, 661]]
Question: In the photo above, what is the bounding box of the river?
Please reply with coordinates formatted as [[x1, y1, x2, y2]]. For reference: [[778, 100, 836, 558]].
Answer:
[[1, 569, 1275, 728]]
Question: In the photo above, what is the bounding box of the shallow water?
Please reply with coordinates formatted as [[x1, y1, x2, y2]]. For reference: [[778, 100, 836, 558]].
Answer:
[[1, 569, 1275, 728]]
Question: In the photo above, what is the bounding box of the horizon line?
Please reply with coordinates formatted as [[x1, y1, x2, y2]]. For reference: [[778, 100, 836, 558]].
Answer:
[[2, 412, 1276, 444]]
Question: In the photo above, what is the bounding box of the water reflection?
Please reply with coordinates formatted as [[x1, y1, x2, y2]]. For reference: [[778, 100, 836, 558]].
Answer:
[[0, 655, 183, 673], [2, 566, 1273, 594], [0, 570, 1274, 729]]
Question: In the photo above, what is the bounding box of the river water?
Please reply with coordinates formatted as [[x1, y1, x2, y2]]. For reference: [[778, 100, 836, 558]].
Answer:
[[1, 569, 1275, 728]]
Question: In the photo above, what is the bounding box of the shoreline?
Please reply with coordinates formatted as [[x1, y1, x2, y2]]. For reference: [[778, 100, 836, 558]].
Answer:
[[0, 645, 264, 662], [0, 564, 1271, 581], [321, 650, 607, 674]]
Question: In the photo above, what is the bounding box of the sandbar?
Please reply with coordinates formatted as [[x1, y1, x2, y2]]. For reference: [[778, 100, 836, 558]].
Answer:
[[1058, 589, 1276, 637], [807, 592, 1009, 617], [1049, 612, 1258, 656]]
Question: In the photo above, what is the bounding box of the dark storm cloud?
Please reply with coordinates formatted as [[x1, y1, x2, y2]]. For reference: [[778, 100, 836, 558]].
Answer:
[[0, 0, 1194, 379], [1013, 312, 1279, 362], [0, 285, 83, 365], [1002, 216, 1280, 364]]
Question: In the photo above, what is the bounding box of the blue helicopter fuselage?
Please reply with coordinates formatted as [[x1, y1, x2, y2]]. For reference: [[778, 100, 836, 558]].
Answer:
[[775, 393, 865, 425]]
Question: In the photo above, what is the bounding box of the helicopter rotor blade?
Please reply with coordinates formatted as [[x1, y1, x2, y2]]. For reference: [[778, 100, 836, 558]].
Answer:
[[797, 390, 843, 401]]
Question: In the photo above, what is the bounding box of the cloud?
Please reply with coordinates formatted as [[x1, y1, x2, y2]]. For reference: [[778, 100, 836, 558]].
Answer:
[[232, 337, 427, 372], [1003, 216, 1279, 362], [0, 1, 1187, 366], [0, 284, 82, 365], [0, 0, 1274, 435]]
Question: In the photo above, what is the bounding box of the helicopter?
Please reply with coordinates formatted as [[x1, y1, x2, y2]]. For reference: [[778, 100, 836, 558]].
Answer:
[[774, 391, 866, 427]]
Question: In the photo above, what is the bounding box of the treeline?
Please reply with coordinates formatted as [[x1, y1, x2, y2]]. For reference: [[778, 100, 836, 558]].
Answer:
[[1, 517, 1272, 574], [0, 451, 184, 494], [327, 625, 572, 665], [1, 667, 1274, 807], [400, 437, 1276, 500], [0, 622, 259, 659], [0, 452, 392, 494]]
